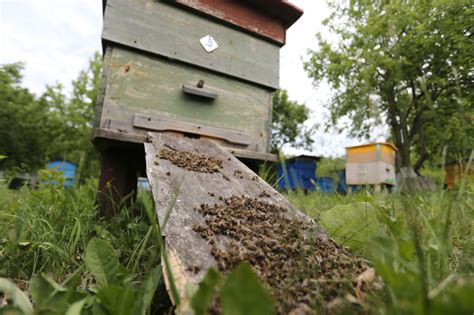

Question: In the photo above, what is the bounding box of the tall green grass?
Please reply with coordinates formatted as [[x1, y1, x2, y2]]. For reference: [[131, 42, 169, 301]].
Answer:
[[291, 184, 474, 314], [1, 167, 473, 314], [0, 172, 158, 284]]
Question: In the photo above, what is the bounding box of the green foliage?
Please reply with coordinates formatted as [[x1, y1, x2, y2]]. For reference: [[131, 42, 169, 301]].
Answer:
[[294, 188, 474, 314], [0, 180, 275, 314], [0, 63, 49, 172], [316, 157, 345, 179], [95, 285, 137, 315], [364, 191, 474, 314], [84, 238, 124, 287], [0, 180, 97, 279], [30, 273, 85, 314], [0, 53, 102, 178], [0, 183, 165, 315], [0, 180, 159, 284], [1, 246, 163, 315], [189, 263, 275, 315], [0, 278, 33, 313], [271, 89, 314, 153], [287, 188, 364, 217], [39, 52, 102, 179], [1, 169, 473, 315], [191, 268, 222, 315], [220, 263, 275, 315], [320, 202, 383, 252], [305, 0, 474, 170]]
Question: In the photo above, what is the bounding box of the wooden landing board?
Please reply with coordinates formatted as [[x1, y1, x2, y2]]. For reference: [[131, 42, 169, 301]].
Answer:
[[144, 132, 323, 308]]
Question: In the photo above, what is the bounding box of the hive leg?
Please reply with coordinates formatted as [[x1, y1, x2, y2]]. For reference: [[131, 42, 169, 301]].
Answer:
[[97, 148, 139, 218]]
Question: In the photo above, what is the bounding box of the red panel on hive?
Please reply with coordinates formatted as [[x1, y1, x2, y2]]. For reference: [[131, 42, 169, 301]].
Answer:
[[172, 0, 303, 45]]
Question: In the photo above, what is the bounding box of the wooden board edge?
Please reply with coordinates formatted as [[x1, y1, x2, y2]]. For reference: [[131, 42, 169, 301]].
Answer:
[[161, 244, 192, 311], [94, 127, 148, 144], [225, 147, 278, 162], [133, 114, 252, 146]]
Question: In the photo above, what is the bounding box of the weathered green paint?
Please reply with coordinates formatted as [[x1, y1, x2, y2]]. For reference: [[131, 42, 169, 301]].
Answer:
[[100, 46, 273, 153], [102, 0, 280, 88], [133, 114, 253, 146], [93, 46, 113, 129]]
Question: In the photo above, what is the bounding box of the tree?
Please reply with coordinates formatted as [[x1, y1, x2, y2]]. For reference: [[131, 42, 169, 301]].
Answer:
[[40, 52, 102, 179], [305, 0, 473, 171], [271, 89, 314, 153], [0, 53, 103, 177], [0, 63, 49, 172]]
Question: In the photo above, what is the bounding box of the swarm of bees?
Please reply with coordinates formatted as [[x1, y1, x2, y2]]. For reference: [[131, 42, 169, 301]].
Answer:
[[157, 148, 223, 173], [193, 196, 369, 314]]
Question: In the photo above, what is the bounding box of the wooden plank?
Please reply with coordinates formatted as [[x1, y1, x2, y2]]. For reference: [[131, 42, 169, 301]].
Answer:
[[144, 132, 324, 309], [223, 147, 278, 162], [172, 0, 286, 45], [94, 128, 148, 144], [173, 0, 304, 45], [182, 84, 218, 100], [96, 119, 276, 161], [102, 0, 280, 89], [102, 46, 272, 153], [133, 114, 251, 146], [93, 46, 113, 129]]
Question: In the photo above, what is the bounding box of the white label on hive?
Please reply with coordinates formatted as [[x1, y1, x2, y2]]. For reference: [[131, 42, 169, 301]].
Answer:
[[200, 35, 218, 53]]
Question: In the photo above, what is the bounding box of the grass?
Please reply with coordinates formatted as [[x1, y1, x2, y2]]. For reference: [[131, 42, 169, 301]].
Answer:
[[0, 179, 157, 282], [288, 183, 474, 314], [0, 171, 170, 314], [0, 169, 473, 314]]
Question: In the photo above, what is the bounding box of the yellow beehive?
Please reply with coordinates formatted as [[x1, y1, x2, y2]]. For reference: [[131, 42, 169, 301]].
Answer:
[[346, 142, 397, 186], [445, 160, 474, 189]]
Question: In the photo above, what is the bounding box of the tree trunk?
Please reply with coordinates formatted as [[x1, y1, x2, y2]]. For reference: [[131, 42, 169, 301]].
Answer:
[[398, 110, 412, 168], [413, 119, 428, 174], [387, 88, 411, 169]]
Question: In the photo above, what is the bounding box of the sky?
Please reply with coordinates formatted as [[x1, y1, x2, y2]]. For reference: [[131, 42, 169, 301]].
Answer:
[[0, 0, 387, 157]]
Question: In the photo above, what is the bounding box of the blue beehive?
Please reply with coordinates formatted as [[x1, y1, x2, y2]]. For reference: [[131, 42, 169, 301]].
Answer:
[[277, 155, 320, 191], [317, 177, 335, 193], [47, 160, 77, 187], [336, 169, 346, 193]]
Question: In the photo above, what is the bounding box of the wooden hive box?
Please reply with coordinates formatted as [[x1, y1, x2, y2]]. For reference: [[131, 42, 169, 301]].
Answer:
[[445, 159, 474, 189], [93, 0, 303, 162], [345, 143, 397, 186]]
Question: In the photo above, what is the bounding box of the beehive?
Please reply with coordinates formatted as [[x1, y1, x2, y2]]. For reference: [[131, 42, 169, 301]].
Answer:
[[345, 143, 397, 186], [93, 0, 303, 162], [445, 159, 474, 189], [277, 155, 321, 190]]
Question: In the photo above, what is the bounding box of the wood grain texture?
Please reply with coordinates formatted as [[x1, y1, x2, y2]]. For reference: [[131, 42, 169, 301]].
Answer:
[[102, 0, 280, 88], [182, 84, 218, 100], [222, 147, 278, 162], [144, 132, 324, 305], [101, 46, 272, 153], [94, 128, 148, 144], [93, 46, 113, 129], [134, 114, 252, 146], [172, 0, 287, 44], [346, 161, 396, 185]]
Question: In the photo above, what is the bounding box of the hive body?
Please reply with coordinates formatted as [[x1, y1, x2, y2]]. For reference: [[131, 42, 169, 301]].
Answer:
[[345, 143, 397, 186], [94, 0, 302, 161]]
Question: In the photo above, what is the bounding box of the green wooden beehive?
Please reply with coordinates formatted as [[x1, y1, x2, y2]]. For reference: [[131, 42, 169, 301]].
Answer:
[[93, 0, 303, 161]]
